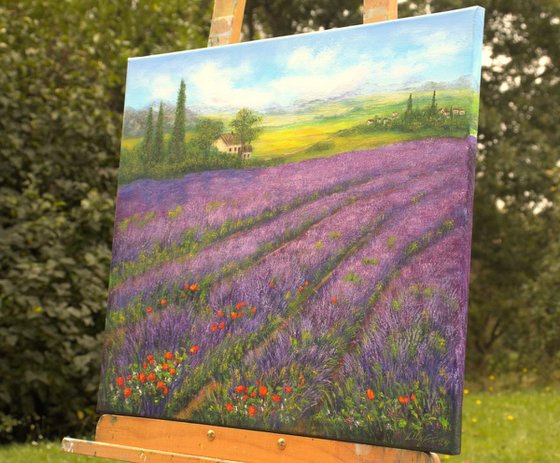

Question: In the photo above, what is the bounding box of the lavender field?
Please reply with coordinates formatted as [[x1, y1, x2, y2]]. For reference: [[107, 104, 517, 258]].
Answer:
[[98, 137, 476, 454]]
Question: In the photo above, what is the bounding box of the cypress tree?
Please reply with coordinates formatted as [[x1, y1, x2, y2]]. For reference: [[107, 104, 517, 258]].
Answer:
[[153, 102, 165, 164], [169, 79, 187, 162], [142, 106, 154, 162], [430, 90, 437, 115]]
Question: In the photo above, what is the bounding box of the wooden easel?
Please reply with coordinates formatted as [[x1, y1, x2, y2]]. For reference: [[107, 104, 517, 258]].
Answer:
[[62, 1, 440, 462]]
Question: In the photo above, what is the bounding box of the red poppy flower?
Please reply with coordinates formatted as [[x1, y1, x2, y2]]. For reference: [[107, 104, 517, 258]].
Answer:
[[149, 359, 154, 365], [226, 403, 235, 412], [123, 388, 132, 398], [183, 283, 189, 290], [300, 381, 305, 386], [163, 386, 168, 395], [330, 296, 337, 303], [147, 373, 156, 382], [248, 405, 257, 417], [285, 386, 292, 393], [259, 386, 268, 397], [366, 389, 375, 401], [162, 363, 169, 371], [189, 284, 199, 292], [190, 345, 200, 355], [116, 377, 125, 388], [140, 373, 146, 384], [269, 281, 275, 288], [235, 302, 247, 310], [251, 307, 257, 314], [217, 310, 224, 318], [146, 306, 153, 313], [161, 298, 166, 305], [305, 281, 309, 287], [250, 391, 257, 397], [127, 375, 132, 381], [272, 394, 281, 403], [219, 322, 225, 329], [143, 362, 148, 369], [165, 352, 173, 360], [298, 374, 304, 380], [147, 355, 154, 361], [256, 380, 261, 385], [298, 286, 304, 292], [243, 395, 248, 401], [231, 312, 237, 320], [237, 311, 242, 318], [411, 393, 416, 402], [211, 324, 218, 332], [236, 385, 247, 394], [170, 368, 176, 375], [398, 396, 410, 405], [156, 381, 165, 390]]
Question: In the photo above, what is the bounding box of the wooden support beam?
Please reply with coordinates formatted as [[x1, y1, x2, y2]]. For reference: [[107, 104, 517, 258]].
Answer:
[[208, 0, 398, 48], [208, 0, 247, 47], [63, 415, 441, 463], [363, 0, 398, 24]]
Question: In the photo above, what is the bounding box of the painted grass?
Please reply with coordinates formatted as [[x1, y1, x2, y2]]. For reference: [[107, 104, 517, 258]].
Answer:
[[1, 388, 557, 462]]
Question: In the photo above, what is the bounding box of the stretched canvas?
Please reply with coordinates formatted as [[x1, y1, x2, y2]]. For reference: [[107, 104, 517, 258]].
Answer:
[[98, 7, 484, 454]]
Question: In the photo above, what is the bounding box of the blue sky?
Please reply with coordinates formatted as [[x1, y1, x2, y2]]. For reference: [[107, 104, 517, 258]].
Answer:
[[124, 7, 484, 113]]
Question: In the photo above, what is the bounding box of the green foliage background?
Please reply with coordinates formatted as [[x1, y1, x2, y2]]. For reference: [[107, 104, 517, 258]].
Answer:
[[0, 0, 558, 443]]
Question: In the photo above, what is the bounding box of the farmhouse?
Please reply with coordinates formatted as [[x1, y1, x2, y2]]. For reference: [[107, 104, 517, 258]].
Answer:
[[214, 133, 253, 160]]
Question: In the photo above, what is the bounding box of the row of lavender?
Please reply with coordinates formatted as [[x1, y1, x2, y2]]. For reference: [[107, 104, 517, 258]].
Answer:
[[99, 137, 476, 454]]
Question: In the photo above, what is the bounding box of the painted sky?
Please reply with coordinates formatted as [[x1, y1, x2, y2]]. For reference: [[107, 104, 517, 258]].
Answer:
[[124, 7, 483, 113]]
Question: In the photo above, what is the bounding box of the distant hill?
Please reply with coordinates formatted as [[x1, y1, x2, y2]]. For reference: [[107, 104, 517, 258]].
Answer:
[[123, 102, 197, 138]]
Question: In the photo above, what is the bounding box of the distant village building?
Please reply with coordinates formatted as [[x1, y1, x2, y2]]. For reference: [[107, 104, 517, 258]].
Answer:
[[366, 118, 376, 125], [391, 111, 399, 119], [214, 133, 253, 160]]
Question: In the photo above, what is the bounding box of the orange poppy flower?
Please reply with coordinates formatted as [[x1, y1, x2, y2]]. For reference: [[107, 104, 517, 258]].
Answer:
[[116, 377, 125, 388], [305, 281, 309, 287], [259, 386, 268, 397], [248, 405, 257, 417], [236, 385, 247, 394], [225, 403, 235, 412], [219, 322, 225, 329], [123, 388, 132, 398], [285, 386, 292, 393], [190, 345, 200, 355], [298, 286, 304, 292], [217, 310, 223, 318], [330, 296, 337, 303], [251, 307, 257, 314], [411, 393, 416, 402], [139, 372, 146, 384], [143, 362, 148, 369], [165, 352, 173, 360], [163, 386, 168, 395], [147, 373, 156, 382], [298, 374, 304, 380], [189, 284, 199, 292], [236, 302, 247, 310], [272, 394, 281, 403], [231, 312, 237, 320], [161, 298, 166, 305], [162, 363, 169, 371], [157, 381, 165, 390], [237, 311, 242, 318], [250, 391, 257, 397], [211, 324, 218, 332], [146, 306, 153, 313], [269, 281, 275, 288], [398, 396, 410, 405], [170, 368, 176, 375], [366, 389, 375, 401]]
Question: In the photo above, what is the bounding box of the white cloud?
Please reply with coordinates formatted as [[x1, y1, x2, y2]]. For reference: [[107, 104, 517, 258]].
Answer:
[[286, 46, 337, 71], [151, 75, 177, 101]]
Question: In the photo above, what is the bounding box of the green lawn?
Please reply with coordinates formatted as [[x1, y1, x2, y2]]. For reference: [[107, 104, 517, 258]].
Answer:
[[1, 388, 558, 462]]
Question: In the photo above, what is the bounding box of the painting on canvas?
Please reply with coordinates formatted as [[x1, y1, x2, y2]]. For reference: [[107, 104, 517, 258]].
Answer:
[[98, 7, 485, 454]]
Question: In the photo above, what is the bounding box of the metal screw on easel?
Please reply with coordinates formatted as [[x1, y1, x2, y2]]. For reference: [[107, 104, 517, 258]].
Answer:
[[207, 430, 216, 441], [277, 438, 287, 450]]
